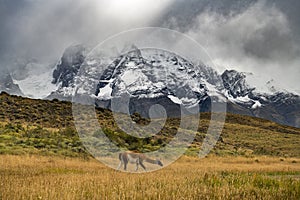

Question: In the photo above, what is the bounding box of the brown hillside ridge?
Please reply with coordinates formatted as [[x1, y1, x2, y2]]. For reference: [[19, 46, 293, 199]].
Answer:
[[0, 91, 300, 157]]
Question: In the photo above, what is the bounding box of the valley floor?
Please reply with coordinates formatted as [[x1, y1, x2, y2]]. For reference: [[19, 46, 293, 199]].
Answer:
[[1, 155, 300, 200]]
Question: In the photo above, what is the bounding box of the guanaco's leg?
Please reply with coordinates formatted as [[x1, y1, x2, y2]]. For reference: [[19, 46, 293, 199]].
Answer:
[[139, 161, 146, 171], [117, 161, 122, 170]]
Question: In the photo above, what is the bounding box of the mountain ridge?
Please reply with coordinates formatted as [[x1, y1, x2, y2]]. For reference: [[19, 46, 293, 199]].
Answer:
[[1, 91, 300, 157], [2, 44, 300, 127]]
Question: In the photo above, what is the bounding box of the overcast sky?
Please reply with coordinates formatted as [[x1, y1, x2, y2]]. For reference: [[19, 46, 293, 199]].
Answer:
[[0, 0, 299, 92]]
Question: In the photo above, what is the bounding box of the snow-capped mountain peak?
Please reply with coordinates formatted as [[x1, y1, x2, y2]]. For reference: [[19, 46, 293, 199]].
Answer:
[[92, 48, 210, 107], [3, 44, 299, 127]]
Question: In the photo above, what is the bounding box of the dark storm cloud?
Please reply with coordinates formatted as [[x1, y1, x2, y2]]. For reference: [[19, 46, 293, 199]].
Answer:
[[272, 0, 300, 38], [0, 0, 28, 56], [161, 0, 300, 92], [157, 0, 257, 31], [0, 0, 172, 70], [0, 0, 109, 62], [242, 24, 297, 60], [161, 0, 300, 61]]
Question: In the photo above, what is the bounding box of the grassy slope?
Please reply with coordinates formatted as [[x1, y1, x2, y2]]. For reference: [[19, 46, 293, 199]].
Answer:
[[0, 92, 300, 157]]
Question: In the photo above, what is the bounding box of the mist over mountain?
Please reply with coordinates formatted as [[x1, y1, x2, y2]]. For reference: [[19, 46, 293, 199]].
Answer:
[[0, 69, 23, 96]]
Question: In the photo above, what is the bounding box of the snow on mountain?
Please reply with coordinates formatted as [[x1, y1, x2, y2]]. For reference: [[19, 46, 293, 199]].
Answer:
[[49, 44, 298, 107], [244, 73, 289, 95], [12, 62, 57, 99], [202, 80, 227, 103], [0, 73, 23, 96], [0, 57, 58, 98], [47, 44, 87, 100], [251, 100, 262, 109], [96, 79, 114, 100], [220, 69, 300, 112], [221, 70, 254, 98], [5, 43, 296, 127], [87, 47, 212, 107], [52, 44, 87, 87], [167, 95, 182, 104]]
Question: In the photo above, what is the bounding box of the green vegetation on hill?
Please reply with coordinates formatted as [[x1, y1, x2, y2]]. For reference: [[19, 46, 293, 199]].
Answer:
[[0, 92, 300, 157], [0, 123, 86, 157]]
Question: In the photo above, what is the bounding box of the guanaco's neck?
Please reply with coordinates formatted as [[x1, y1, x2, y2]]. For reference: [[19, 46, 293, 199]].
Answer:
[[145, 157, 158, 164]]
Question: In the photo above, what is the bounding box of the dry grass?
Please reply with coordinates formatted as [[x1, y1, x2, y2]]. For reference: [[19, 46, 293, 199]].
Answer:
[[1, 155, 300, 200]]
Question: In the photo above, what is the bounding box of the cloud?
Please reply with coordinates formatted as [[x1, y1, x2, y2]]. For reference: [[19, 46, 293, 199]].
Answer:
[[0, 0, 299, 93], [0, 0, 172, 68], [177, 1, 300, 92]]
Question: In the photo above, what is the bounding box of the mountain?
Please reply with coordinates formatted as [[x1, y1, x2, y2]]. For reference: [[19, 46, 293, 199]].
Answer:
[[1, 57, 57, 99], [221, 70, 300, 127], [13, 61, 57, 99], [47, 44, 87, 100], [3, 44, 300, 128], [49, 44, 226, 117], [0, 72, 23, 96]]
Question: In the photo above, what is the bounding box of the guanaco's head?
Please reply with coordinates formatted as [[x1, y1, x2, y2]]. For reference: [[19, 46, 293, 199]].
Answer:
[[157, 159, 163, 166]]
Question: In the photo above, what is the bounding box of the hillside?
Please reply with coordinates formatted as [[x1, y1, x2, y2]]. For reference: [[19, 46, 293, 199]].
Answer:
[[0, 92, 300, 157]]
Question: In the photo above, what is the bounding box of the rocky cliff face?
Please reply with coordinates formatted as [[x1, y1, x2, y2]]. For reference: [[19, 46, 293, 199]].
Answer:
[[48, 44, 86, 100], [52, 44, 86, 87]]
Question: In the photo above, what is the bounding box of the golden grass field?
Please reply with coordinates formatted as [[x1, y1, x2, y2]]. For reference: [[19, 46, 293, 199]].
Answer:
[[1, 155, 300, 200]]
